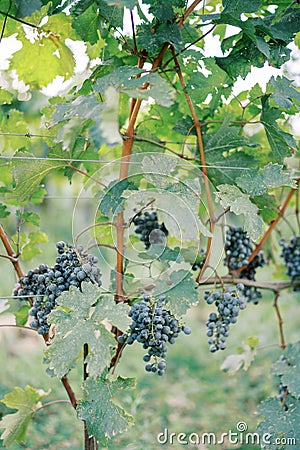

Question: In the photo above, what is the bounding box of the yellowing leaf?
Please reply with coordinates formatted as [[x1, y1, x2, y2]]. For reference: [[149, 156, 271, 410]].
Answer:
[[11, 33, 75, 88]]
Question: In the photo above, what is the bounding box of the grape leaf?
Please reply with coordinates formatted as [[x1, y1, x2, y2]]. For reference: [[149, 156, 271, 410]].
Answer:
[[77, 376, 135, 445], [11, 32, 75, 89], [46, 284, 129, 379], [257, 397, 300, 449], [136, 22, 183, 54], [272, 342, 300, 399], [215, 184, 264, 240], [269, 76, 300, 112], [154, 270, 198, 316], [261, 97, 295, 162], [0, 386, 49, 448], [252, 194, 278, 224], [21, 230, 48, 261], [11, 153, 66, 202], [204, 119, 258, 154], [236, 163, 296, 196], [72, 3, 102, 44], [0, 204, 10, 218], [222, 0, 262, 18], [99, 179, 138, 217], [15, 0, 42, 18], [102, 0, 136, 7]]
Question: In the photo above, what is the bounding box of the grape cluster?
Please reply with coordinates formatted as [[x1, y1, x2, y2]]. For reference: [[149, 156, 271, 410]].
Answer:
[[133, 210, 168, 249], [204, 284, 246, 352], [279, 235, 300, 291], [191, 247, 206, 271], [118, 294, 191, 375], [224, 226, 266, 304], [13, 242, 101, 335]]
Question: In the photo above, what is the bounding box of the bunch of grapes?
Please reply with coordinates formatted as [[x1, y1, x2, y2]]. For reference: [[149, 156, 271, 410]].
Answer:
[[118, 294, 191, 375], [224, 226, 266, 304], [191, 247, 206, 271], [279, 235, 300, 291], [13, 242, 101, 335], [133, 210, 168, 249], [204, 284, 246, 352]]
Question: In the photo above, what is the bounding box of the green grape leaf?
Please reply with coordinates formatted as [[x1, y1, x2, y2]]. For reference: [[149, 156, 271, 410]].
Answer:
[[14, 0, 42, 18], [272, 342, 300, 399], [57, 117, 85, 152], [215, 184, 264, 240], [137, 22, 183, 54], [236, 163, 296, 196], [204, 119, 258, 154], [45, 284, 124, 379], [268, 76, 300, 112], [99, 179, 138, 217], [0, 88, 13, 105], [0, 204, 10, 218], [222, 0, 262, 18], [11, 152, 65, 202], [72, 3, 101, 44], [20, 230, 48, 261], [122, 73, 175, 107], [77, 376, 135, 445], [97, 0, 124, 28], [142, 154, 177, 177], [252, 194, 278, 224], [154, 270, 198, 316], [0, 110, 29, 156], [92, 295, 131, 331], [16, 210, 40, 227], [0, 386, 49, 448], [102, 0, 136, 7], [207, 151, 257, 186], [261, 97, 295, 162], [257, 397, 300, 449], [216, 35, 265, 79]]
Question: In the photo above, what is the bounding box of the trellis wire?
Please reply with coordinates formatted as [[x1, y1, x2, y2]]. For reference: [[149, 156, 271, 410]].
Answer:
[[0, 154, 251, 170]]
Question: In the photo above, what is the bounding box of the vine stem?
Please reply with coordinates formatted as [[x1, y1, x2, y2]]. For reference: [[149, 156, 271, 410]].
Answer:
[[170, 49, 215, 282], [0, 224, 25, 281], [68, 164, 107, 188], [273, 292, 286, 349], [34, 400, 71, 414], [237, 186, 297, 273], [197, 276, 293, 292]]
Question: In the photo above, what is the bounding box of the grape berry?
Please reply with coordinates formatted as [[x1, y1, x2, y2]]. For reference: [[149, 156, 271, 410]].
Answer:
[[191, 247, 206, 271], [133, 210, 168, 249], [118, 294, 191, 375], [224, 226, 266, 304], [279, 235, 300, 291], [13, 242, 101, 335], [204, 283, 246, 352]]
